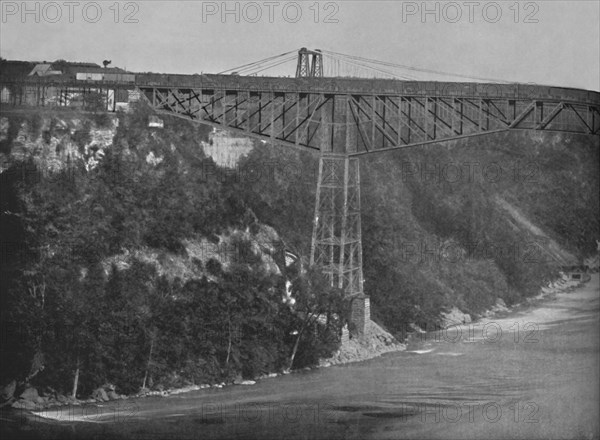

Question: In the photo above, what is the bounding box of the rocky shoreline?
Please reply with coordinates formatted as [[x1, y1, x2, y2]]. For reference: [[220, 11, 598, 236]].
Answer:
[[3, 323, 406, 413], [319, 321, 406, 367]]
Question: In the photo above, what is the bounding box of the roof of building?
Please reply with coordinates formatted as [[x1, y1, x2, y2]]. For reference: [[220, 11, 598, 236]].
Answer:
[[29, 63, 52, 75], [1, 59, 130, 81], [28, 64, 62, 76]]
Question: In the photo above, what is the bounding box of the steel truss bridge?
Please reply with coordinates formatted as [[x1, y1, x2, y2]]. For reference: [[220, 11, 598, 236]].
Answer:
[[2, 48, 599, 336]]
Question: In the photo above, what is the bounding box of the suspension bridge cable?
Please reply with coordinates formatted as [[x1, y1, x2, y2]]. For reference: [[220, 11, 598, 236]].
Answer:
[[227, 53, 298, 76], [325, 50, 468, 80], [324, 49, 484, 80], [325, 52, 418, 80], [218, 50, 295, 74], [324, 52, 392, 79], [322, 50, 511, 83], [324, 52, 418, 80], [341, 50, 511, 82], [244, 54, 297, 73], [228, 56, 294, 76], [217, 50, 297, 74], [247, 55, 298, 75], [222, 53, 296, 75]]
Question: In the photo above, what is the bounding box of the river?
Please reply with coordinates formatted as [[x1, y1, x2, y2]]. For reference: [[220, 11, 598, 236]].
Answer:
[[11, 275, 600, 439]]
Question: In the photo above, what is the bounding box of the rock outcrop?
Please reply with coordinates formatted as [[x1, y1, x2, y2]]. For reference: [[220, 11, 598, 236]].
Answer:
[[440, 307, 472, 328], [1, 380, 16, 403], [482, 298, 509, 317], [321, 321, 405, 366], [0, 115, 118, 175], [92, 387, 109, 402]]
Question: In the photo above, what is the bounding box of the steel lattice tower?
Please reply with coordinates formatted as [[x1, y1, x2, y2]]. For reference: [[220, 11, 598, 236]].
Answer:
[[296, 48, 323, 78], [310, 154, 369, 337]]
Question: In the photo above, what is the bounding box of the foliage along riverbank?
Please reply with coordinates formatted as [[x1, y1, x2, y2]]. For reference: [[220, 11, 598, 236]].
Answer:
[[5, 270, 590, 415]]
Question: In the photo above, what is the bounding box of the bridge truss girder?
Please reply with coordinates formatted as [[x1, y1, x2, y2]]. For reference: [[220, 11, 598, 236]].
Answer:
[[139, 87, 600, 156]]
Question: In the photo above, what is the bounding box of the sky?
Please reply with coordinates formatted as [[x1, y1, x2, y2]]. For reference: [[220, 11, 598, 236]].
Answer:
[[1, 0, 599, 91]]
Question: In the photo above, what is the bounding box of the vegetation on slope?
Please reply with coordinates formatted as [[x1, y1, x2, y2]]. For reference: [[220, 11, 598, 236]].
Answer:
[[0, 105, 343, 398], [237, 130, 599, 336]]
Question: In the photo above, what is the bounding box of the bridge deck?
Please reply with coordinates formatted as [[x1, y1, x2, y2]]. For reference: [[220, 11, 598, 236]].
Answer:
[[2, 73, 599, 154]]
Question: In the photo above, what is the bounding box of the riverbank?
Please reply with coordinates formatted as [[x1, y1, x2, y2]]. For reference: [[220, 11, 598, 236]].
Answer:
[[2, 273, 591, 413]]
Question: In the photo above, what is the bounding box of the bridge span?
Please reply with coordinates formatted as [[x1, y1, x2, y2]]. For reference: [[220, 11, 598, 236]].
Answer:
[[134, 73, 600, 156], [2, 72, 599, 155]]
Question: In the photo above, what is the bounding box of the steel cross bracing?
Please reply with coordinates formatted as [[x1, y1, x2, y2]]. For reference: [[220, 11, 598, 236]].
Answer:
[[136, 82, 600, 157], [310, 155, 363, 297]]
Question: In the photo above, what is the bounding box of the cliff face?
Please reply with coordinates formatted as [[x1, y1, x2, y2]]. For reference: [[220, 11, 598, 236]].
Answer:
[[0, 114, 116, 174], [201, 128, 254, 167]]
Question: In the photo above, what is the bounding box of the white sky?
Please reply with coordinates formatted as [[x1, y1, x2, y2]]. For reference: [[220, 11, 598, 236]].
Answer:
[[1, 0, 599, 91]]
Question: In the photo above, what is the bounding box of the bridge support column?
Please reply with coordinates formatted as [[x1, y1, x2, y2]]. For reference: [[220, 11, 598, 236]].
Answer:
[[310, 153, 369, 338], [350, 295, 370, 338]]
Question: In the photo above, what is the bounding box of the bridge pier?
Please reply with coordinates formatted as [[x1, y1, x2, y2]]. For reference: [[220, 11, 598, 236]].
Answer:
[[350, 295, 370, 337], [310, 153, 369, 338]]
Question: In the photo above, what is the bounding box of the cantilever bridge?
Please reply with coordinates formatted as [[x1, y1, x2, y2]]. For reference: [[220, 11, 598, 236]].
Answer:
[[2, 48, 599, 336]]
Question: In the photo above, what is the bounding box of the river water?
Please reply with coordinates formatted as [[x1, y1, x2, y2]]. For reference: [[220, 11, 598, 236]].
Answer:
[[17, 275, 600, 439]]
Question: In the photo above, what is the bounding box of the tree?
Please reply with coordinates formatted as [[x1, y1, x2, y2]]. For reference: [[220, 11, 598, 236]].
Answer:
[[83, 91, 106, 112], [288, 266, 345, 370]]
